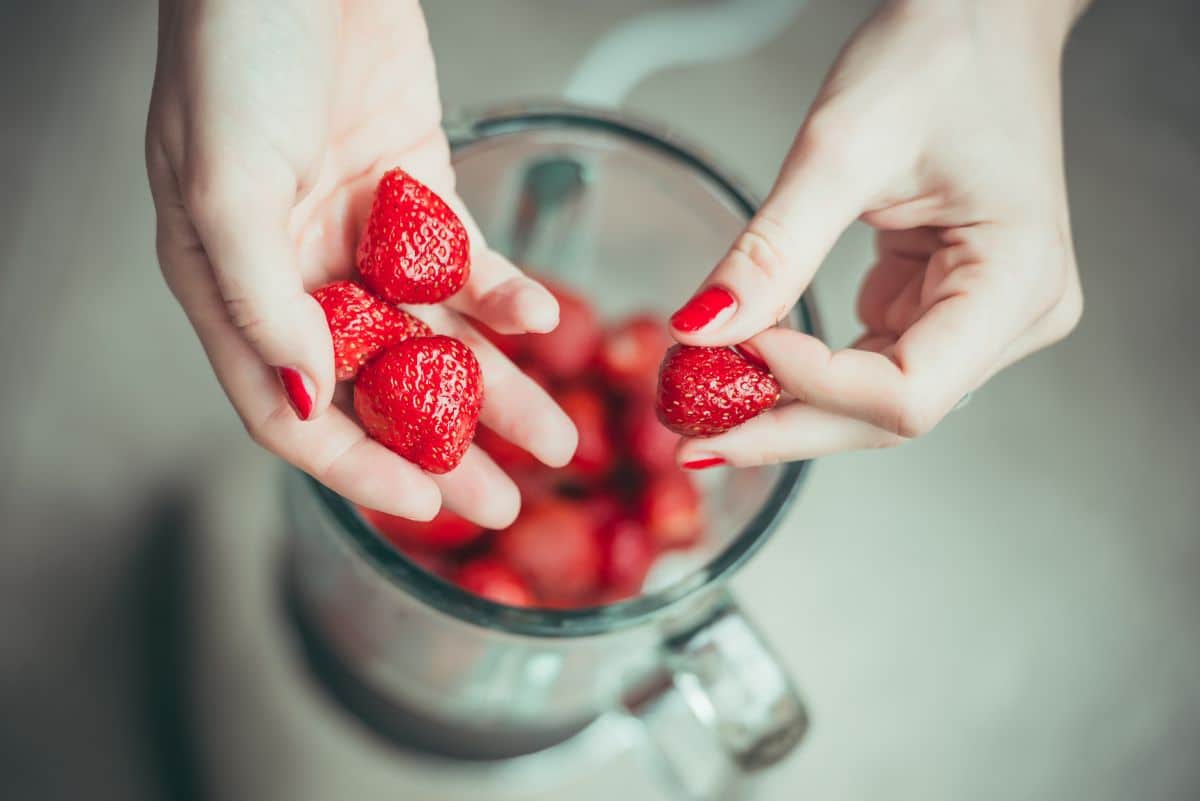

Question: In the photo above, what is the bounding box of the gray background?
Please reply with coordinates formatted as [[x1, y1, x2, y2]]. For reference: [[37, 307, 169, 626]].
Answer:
[[1, 1, 1198, 799]]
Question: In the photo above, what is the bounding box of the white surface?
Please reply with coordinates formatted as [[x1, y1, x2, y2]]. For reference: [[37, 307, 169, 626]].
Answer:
[[1, 1, 1198, 800]]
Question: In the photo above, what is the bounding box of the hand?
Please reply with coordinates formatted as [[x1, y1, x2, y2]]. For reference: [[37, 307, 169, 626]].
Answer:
[[145, 0, 575, 525], [670, 0, 1087, 467]]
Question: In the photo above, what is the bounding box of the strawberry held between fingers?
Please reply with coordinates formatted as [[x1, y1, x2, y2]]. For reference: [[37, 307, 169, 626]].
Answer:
[[312, 280, 432, 381], [354, 335, 483, 474], [656, 345, 781, 436], [357, 167, 471, 304]]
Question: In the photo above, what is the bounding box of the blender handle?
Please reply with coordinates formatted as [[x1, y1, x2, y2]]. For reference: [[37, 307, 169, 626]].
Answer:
[[623, 593, 809, 800]]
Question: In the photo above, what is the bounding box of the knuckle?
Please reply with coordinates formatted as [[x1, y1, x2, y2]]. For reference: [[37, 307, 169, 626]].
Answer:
[[1047, 279, 1084, 344], [798, 109, 859, 167], [729, 224, 792, 285], [885, 390, 938, 439], [244, 404, 287, 451], [182, 170, 253, 227]]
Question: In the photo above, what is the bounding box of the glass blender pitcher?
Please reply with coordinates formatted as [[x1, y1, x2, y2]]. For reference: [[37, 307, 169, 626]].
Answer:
[[284, 103, 819, 800]]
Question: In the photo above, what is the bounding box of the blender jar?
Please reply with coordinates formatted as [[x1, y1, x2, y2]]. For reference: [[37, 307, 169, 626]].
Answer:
[[285, 103, 819, 800]]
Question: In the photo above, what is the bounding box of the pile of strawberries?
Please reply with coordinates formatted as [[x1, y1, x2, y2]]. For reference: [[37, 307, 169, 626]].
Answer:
[[314, 167, 783, 609]]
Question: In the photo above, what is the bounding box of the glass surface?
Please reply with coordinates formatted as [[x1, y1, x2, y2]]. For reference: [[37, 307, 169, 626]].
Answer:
[[306, 104, 816, 637]]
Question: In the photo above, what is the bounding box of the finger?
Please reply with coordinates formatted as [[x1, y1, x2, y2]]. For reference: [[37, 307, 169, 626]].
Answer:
[[986, 266, 1084, 381], [432, 446, 522, 530], [257, 405, 443, 521], [747, 275, 1011, 438], [669, 119, 878, 345], [407, 305, 578, 469], [444, 247, 561, 335], [857, 253, 924, 334], [443, 213, 561, 334], [184, 162, 335, 421], [676, 401, 904, 468], [881, 268, 926, 335]]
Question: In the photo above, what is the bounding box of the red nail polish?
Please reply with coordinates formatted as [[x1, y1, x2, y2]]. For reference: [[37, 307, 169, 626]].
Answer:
[[735, 344, 768, 370], [670, 286, 736, 333], [278, 368, 313, 421], [682, 456, 727, 470]]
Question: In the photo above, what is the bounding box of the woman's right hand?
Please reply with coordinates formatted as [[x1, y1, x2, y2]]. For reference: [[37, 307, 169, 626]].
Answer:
[[671, 0, 1087, 468]]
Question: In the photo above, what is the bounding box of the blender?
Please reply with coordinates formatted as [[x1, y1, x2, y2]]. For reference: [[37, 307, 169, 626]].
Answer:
[[280, 104, 820, 800]]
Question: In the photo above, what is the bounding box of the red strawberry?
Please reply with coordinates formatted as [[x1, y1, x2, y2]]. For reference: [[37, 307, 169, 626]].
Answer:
[[359, 505, 485, 551], [556, 385, 617, 479], [624, 393, 681, 474], [474, 424, 539, 473], [656, 345, 780, 436], [354, 336, 483, 473], [511, 467, 558, 506], [495, 499, 601, 604], [638, 472, 704, 549], [356, 168, 470, 304], [456, 558, 536, 607], [312, 280, 432, 381], [597, 314, 671, 395], [581, 491, 626, 532], [476, 322, 527, 362], [597, 518, 654, 598], [523, 280, 602, 380]]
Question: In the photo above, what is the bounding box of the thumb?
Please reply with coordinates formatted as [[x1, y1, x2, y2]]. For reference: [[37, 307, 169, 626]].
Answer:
[[669, 121, 876, 345], [186, 170, 334, 421]]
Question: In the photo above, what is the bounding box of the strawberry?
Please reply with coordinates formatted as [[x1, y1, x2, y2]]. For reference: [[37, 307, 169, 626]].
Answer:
[[311, 280, 432, 381], [474, 424, 539, 473], [523, 279, 602, 380], [556, 385, 617, 480], [581, 491, 626, 532], [495, 499, 601, 604], [475, 322, 527, 362], [638, 472, 704, 549], [656, 345, 780, 436], [359, 505, 485, 551], [356, 167, 470, 304], [354, 335, 483, 473], [597, 518, 654, 598], [456, 558, 536, 607], [597, 314, 671, 395], [623, 393, 681, 474]]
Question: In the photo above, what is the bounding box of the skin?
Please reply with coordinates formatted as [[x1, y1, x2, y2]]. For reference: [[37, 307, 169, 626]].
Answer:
[[147, 0, 1091, 521], [673, 0, 1092, 467]]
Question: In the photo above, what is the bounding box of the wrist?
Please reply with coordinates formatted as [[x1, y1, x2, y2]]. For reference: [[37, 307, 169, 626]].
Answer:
[[887, 0, 1085, 56]]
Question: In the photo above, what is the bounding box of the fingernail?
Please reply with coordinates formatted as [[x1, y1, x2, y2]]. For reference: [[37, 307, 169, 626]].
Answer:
[[682, 456, 727, 471], [735, 343, 767, 370], [278, 368, 314, 421], [670, 286, 736, 333]]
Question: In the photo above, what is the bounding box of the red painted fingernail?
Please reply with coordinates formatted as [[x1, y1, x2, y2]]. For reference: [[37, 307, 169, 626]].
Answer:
[[735, 344, 767, 370], [670, 286, 736, 333], [278, 368, 314, 421], [682, 456, 727, 471]]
